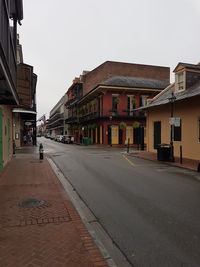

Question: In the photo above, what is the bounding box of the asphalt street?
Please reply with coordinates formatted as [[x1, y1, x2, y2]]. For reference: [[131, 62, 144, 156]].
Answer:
[[39, 137, 200, 267]]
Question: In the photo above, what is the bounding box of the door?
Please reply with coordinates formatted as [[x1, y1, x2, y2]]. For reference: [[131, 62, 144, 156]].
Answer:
[[153, 121, 161, 149], [97, 126, 100, 144], [107, 126, 111, 145], [119, 129, 123, 144], [126, 126, 133, 144], [0, 108, 3, 169], [8, 118, 11, 159], [111, 125, 119, 145], [133, 126, 144, 150]]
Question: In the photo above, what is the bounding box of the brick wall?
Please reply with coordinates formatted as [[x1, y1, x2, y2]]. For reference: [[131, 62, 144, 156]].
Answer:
[[82, 61, 170, 95]]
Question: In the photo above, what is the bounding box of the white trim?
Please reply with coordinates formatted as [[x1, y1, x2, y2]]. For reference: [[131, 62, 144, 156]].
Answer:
[[12, 109, 37, 114]]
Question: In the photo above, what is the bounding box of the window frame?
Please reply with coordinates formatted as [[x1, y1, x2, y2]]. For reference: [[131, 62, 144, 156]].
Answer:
[[176, 71, 185, 92]]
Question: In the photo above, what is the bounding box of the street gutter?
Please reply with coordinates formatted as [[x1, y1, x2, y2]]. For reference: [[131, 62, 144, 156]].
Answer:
[[47, 157, 133, 267]]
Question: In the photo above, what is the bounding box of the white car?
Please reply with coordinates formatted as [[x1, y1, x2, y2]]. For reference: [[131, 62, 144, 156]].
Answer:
[[55, 135, 63, 142]]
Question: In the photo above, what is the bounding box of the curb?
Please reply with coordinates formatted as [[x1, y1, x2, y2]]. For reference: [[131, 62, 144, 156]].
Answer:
[[128, 152, 199, 173], [47, 157, 120, 267]]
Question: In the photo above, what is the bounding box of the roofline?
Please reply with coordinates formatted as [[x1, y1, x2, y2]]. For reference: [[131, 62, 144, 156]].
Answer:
[[148, 83, 175, 104], [78, 84, 163, 104], [66, 82, 82, 94], [173, 62, 200, 72], [83, 61, 170, 80]]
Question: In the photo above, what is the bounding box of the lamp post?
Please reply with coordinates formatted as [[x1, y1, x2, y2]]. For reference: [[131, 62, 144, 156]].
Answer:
[[168, 92, 176, 162]]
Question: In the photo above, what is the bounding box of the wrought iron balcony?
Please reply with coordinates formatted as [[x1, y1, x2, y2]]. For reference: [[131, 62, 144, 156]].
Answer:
[[49, 113, 64, 126], [65, 109, 146, 124]]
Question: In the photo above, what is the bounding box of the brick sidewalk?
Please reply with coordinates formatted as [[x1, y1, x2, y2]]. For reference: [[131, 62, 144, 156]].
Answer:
[[0, 149, 108, 267]]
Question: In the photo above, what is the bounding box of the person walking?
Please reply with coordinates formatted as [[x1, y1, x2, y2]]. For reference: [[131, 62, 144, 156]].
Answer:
[[23, 135, 27, 145]]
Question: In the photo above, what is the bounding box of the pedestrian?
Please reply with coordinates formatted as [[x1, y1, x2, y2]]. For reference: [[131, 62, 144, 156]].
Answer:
[[23, 135, 27, 145]]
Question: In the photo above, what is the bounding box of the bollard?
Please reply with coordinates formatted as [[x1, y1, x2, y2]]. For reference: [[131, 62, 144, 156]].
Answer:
[[180, 145, 183, 164], [127, 138, 130, 153], [39, 143, 44, 160]]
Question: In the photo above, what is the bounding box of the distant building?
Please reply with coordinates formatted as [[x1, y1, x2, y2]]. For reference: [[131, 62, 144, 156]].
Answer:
[[49, 94, 68, 138]]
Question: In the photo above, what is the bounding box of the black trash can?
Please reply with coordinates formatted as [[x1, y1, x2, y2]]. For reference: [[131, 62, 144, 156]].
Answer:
[[157, 144, 171, 161]]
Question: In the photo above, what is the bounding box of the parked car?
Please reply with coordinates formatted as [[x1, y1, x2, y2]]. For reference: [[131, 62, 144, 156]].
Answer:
[[45, 133, 51, 138], [61, 135, 74, 144], [55, 135, 63, 142], [50, 135, 55, 140]]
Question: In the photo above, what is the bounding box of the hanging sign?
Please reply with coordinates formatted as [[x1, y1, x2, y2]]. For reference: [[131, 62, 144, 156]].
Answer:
[[25, 122, 32, 126]]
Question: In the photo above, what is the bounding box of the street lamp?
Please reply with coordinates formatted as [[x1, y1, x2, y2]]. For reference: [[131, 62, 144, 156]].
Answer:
[[168, 91, 176, 162]]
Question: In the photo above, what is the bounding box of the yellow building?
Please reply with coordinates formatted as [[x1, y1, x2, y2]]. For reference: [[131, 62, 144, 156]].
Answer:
[[145, 62, 200, 161]]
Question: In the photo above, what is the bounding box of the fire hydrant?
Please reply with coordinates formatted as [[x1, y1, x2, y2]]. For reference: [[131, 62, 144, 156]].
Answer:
[[39, 143, 44, 160]]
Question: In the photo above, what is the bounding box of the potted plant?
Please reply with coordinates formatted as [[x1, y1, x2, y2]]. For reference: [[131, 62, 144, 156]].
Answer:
[[119, 122, 127, 130], [132, 121, 140, 128]]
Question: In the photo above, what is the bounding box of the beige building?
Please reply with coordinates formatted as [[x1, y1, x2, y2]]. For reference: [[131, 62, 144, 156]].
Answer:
[[145, 62, 200, 161]]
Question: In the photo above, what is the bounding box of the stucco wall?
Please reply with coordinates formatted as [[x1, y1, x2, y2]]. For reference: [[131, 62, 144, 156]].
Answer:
[[147, 97, 200, 160], [13, 112, 22, 148]]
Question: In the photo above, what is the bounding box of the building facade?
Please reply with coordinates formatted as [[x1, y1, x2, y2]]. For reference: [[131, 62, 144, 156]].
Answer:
[[66, 61, 170, 146], [0, 0, 37, 169], [49, 94, 68, 138], [145, 62, 200, 161]]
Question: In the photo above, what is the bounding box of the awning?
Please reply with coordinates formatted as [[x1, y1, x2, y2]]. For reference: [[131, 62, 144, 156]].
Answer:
[[12, 109, 37, 115]]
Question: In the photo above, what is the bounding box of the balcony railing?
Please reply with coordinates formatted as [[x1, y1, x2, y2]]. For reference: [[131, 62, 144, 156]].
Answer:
[[0, 0, 17, 91], [65, 109, 146, 123], [49, 113, 64, 126]]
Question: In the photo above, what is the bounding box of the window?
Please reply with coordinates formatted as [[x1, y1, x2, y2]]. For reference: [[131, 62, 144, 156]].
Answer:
[[174, 119, 182, 141], [177, 73, 184, 91], [140, 96, 147, 107], [112, 96, 118, 111], [198, 118, 200, 143], [127, 96, 136, 116]]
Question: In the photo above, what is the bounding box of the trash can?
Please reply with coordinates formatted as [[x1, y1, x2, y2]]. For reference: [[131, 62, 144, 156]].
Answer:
[[83, 137, 90, 146], [157, 144, 171, 161]]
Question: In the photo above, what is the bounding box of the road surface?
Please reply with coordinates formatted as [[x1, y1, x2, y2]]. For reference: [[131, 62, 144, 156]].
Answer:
[[39, 137, 200, 267]]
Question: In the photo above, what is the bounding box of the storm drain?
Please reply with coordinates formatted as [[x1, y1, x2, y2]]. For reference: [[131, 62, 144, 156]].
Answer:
[[19, 199, 45, 208]]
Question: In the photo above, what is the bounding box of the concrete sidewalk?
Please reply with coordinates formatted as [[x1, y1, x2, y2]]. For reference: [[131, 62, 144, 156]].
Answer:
[[129, 150, 200, 172], [0, 146, 108, 267]]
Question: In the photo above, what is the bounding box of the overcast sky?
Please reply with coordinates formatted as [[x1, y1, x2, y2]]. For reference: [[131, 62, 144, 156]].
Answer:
[[18, 0, 200, 119]]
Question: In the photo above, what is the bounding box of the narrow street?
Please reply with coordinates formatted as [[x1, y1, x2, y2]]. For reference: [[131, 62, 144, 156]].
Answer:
[[40, 137, 200, 267]]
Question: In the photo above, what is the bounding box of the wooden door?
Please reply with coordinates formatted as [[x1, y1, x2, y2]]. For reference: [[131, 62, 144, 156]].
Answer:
[[153, 121, 161, 149]]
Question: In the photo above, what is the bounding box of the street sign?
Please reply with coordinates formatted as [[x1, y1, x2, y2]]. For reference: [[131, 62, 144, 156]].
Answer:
[[169, 117, 180, 126], [174, 117, 181, 127]]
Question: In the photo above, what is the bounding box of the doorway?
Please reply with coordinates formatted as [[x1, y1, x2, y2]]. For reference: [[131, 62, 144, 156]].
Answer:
[[153, 121, 161, 149]]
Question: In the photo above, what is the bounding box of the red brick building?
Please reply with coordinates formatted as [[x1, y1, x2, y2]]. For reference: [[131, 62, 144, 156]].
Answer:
[[66, 61, 170, 146]]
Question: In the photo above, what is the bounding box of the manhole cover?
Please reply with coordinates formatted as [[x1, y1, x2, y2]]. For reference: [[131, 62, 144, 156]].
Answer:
[[19, 199, 45, 208]]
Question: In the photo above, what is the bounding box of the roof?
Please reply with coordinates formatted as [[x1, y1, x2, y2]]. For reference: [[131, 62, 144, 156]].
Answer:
[[144, 80, 200, 109], [101, 76, 169, 89], [173, 62, 200, 72]]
